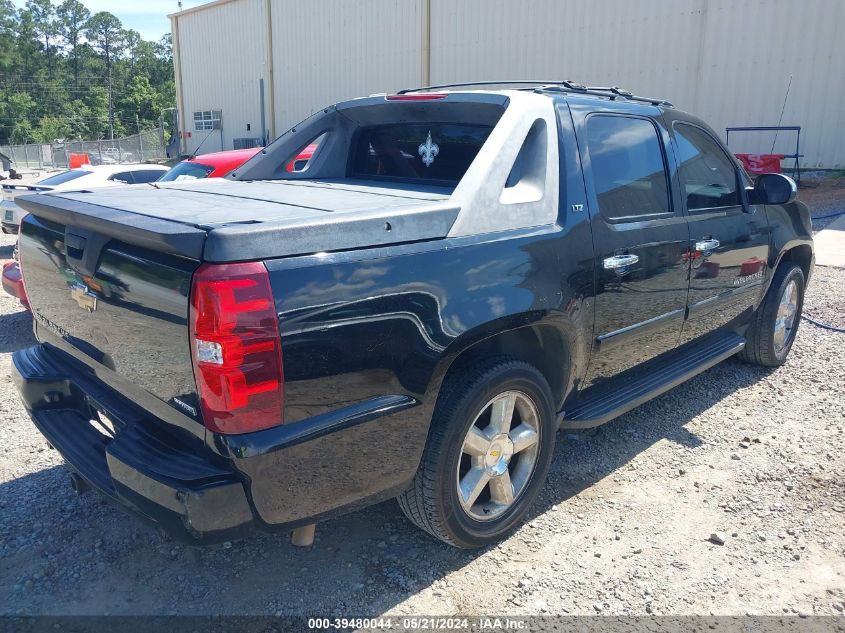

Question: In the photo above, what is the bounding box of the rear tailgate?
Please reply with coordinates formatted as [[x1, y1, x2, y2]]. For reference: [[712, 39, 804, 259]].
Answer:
[[16, 193, 208, 439]]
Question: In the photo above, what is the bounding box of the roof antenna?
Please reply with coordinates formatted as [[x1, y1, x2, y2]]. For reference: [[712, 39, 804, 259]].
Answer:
[[178, 1, 183, 10], [189, 129, 215, 159]]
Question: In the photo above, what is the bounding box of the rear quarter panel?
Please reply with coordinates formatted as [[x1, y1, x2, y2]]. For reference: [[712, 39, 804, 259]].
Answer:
[[230, 95, 596, 526], [247, 218, 595, 524]]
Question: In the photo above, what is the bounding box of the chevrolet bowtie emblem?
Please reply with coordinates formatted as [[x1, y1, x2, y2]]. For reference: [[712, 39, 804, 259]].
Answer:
[[71, 283, 97, 312]]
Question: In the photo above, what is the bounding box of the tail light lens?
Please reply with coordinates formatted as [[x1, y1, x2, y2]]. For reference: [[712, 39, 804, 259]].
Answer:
[[189, 262, 284, 434]]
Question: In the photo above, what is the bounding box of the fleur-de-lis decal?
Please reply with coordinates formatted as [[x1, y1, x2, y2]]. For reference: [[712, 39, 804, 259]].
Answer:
[[418, 131, 439, 167]]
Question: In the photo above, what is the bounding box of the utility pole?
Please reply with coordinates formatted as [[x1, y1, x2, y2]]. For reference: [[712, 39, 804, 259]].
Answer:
[[108, 56, 114, 141], [136, 114, 143, 160]]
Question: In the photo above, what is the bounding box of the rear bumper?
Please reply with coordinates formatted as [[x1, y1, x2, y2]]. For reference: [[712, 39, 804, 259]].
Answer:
[[13, 345, 254, 543], [13, 343, 428, 543]]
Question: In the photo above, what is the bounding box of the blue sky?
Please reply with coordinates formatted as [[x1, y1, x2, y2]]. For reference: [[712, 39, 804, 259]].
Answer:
[[12, 0, 209, 42]]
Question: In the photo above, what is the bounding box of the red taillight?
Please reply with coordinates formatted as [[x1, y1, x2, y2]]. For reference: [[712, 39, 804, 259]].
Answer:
[[385, 93, 447, 101], [189, 261, 284, 434]]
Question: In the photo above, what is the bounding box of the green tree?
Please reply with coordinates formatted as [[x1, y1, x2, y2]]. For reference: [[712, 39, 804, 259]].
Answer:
[[0, 0, 18, 73], [35, 115, 71, 142], [0, 92, 37, 142], [11, 119, 35, 143], [26, 0, 58, 73], [156, 33, 172, 64], [84, 11, 124, 139], [82, 85, 110, 139], [0, 4, 175, 145], [123, 28, 141, 71], [14, 9, 43, 79], [64, 98, 91, 138], [56, 0, 89, 86]]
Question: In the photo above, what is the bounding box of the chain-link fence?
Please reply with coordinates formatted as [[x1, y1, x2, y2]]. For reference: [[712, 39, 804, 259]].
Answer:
[[0, 126, 167, 171]]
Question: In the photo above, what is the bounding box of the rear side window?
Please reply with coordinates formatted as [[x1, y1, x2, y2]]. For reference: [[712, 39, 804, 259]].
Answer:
[[109, 171, 134, 184], [673, 123, 740, 210], [131, 170, 166, 184], [351, 123, 492, 185], [586, 115, 671, 219], [37, 170, 90, 186], [157, 162, 214, 182]]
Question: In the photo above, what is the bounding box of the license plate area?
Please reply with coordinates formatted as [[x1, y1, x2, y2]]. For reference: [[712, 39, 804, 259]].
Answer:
[[84, 397, 125, 439]]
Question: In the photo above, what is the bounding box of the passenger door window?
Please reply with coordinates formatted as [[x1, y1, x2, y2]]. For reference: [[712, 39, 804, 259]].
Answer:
[[673, 123, 740, 211], [109, 171, 134, 184], [586, 115, 671, 220]]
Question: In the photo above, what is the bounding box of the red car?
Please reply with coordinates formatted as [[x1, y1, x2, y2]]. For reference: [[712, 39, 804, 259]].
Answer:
[[158, 144, 317, 182], [158, 148, 262, 182], [2, 244, 27, 309]]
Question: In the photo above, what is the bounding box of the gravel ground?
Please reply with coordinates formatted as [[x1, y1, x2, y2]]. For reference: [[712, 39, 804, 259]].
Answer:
[[1, 222, 844, 617], [798, 171, 845, 232]]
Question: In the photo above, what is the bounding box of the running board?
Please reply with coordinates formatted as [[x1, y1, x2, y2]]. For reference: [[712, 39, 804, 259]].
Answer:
[[561, 332, 746, 429]]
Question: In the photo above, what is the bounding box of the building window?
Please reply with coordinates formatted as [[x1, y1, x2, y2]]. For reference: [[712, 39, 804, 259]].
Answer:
[[194, 110, 221, 131]]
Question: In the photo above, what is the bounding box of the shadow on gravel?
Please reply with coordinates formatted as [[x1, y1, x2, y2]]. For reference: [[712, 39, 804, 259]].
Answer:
[[0, 244, 14, 259], [0, 308, 34, 353], [0, 358, 775, 616]]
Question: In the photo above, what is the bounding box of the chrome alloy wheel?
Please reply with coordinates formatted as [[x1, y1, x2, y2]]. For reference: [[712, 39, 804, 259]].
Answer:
[[774, 279, 799, 355], [456, 390, 541, 521]]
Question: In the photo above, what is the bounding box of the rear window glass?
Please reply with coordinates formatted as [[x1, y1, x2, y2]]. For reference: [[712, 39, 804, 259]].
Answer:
[[37, 170, 90, 186], [157, 162, 214, 182], [351, 123, 492, 184]]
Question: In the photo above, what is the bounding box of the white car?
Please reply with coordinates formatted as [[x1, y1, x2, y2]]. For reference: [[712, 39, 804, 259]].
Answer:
[[1, 164, 169, 234]]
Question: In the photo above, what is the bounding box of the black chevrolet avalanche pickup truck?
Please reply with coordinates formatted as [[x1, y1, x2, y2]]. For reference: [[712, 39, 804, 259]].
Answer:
[[13, 81, 813, 548]]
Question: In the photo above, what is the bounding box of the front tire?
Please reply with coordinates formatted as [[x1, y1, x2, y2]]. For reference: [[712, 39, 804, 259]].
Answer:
[[398, 358, 556, 548], [740, 263, 805, 366]]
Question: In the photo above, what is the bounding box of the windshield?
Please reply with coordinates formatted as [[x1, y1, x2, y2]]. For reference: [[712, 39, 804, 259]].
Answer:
[[37, 170, 91, 186], [157, 161, 215, 182]]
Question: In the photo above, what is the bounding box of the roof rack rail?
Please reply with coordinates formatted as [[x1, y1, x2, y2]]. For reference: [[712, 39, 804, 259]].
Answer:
[[395, 80, 673, 107], [539, 84, 672, 107], [586, 86, 673, 107], [395, 80, 586, 94]]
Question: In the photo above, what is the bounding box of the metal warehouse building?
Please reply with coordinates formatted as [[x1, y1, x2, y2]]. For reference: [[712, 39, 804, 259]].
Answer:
[[170, 0, 845, 169]]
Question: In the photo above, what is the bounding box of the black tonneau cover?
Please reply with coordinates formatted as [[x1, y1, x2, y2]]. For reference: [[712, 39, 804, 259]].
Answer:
[[16, 178, 458, 262]]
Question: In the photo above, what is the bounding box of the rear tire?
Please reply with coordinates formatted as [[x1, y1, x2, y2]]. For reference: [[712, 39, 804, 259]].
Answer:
[[398, 358, 556, 548], [739, 263, 805, 366]]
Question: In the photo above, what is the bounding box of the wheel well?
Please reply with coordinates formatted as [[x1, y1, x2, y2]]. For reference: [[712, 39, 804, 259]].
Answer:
[[443, 325, 570, 411], [778, 244, 813, 281]]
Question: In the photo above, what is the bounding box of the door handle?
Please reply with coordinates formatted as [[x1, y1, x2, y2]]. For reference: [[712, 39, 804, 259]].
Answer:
[[695, 239, 720, 252], [603, 254, 640, 269]]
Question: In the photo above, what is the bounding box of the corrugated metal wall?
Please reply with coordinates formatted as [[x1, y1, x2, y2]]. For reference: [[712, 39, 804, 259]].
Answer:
[[270, 0, 423, 133], [173, 0, 269, 155], [173, 0, 845, 167], [430, 0, 845, 168]]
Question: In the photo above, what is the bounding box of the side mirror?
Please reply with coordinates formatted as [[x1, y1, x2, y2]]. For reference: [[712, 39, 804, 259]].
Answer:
[[747, 173, 797, 205]]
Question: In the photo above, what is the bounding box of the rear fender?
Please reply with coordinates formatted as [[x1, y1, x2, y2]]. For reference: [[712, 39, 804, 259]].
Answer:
[[425, 311, 587, 416]]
